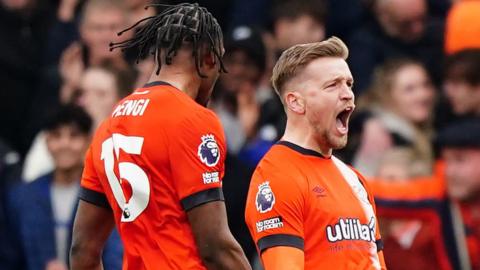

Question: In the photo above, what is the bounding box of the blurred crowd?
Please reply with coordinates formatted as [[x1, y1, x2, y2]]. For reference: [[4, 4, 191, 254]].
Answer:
[[0, 0, 480, 269]]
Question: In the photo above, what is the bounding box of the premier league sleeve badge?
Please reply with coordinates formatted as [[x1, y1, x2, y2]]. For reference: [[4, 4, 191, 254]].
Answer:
[[256, 181, 275, 213], [197, 134, 220, 167]]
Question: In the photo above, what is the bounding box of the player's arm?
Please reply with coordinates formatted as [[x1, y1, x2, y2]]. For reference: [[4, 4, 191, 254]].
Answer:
[[261, 246, 304, 270], [170, 113, 251, 270], [70, 146, 114, 270], [378, 250, 387, 270], [245, 166, 306, 270], [187, 201, 251, 270], [70, 200, 115, 270]]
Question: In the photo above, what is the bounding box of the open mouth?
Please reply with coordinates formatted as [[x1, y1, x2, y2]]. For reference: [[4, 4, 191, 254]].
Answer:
[[336, 106, 354, 135]]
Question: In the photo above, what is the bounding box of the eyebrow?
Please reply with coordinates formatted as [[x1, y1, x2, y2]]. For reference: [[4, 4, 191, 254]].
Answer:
[[323, 76, 354, 86]]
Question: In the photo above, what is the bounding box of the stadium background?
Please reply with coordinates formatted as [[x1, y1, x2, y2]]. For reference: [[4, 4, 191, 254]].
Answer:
[[1, 0, 480, 269]]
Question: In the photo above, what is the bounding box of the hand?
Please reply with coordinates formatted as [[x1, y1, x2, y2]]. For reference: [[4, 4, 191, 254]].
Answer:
[[237, 82, 259, 139], [45, 260, 68, 270], [59, 42, 84, 103], [58, 0, 81, 22]]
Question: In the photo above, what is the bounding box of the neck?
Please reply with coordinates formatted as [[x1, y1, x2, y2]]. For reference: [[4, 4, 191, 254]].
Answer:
[[147, 68, 201, 101], [282, 118, 332, 157], [53, 166, 83, 186]]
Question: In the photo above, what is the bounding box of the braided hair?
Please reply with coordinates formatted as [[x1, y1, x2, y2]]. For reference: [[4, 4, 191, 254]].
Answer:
[[110, 2, 226, 78]]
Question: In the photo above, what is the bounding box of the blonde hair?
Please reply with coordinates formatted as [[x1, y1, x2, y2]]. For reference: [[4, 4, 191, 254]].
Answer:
[[271, 36, 349, 97]]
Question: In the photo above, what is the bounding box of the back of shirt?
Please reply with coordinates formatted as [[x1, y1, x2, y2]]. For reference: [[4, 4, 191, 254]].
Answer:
[[80, 81, 226, 270]]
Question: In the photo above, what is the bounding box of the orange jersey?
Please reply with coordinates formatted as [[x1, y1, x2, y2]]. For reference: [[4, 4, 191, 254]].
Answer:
[[79, 81, 226, 270], [245, 141, 387, 269]]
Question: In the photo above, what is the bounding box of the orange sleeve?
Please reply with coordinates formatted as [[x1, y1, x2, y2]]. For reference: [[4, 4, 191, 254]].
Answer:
[[80, 146, 103, 193], [168, 110, 226, 211], [245, 163, 306, 254], [79, 146, 110, 209], [261, 246, 304, 270], [378, 250, 387, 270]]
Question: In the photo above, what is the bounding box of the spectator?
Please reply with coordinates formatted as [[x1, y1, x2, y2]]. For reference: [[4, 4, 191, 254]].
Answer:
[[125, 0, 156, 27], [445, 1, 480, 55], [250, 0, 327, 155], [269, 0, 326, 55], [0, 139, 22, 270], [352, 58, 436, 176], [371, 118, 480, 270], [23, 63, 135, 182], [347, 0, 444, 94], [0, 0, 55, 156], [212, 25, 266, 155], [59, 0, 130, 104], [443, 49, 480, 118], [6, 105, 123, 270], [75, 62, 136, 128], [28, 0, 132, 151], [375, 147, 441, 270]]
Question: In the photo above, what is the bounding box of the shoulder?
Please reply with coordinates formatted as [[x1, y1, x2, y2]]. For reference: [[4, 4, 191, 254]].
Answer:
[[173, 107, 224, 140], [7, 174, 51, 207], [251, 145, 307, 190]]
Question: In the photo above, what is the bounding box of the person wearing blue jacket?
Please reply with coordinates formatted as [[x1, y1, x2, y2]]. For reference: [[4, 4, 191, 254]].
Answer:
[[6, 105, 123, 270]]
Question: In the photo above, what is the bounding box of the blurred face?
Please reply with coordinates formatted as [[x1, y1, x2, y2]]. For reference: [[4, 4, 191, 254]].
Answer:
[[377, 0, 426, 42], [275, 15, 325, 50], [444, 81, 480, 115], [221, 50, 261, 93], [443, 148, 480, 202], [377, 162, 410, 181], [80, 8, 127, 61], [1, 0, 32, 11], [77, 69, 119, 125], [46, 125, 90, 172], [389, 64, 435, 124], [291, 57, 355, 152]]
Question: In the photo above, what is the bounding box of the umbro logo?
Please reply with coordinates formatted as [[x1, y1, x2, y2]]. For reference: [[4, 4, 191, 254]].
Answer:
[[312, 186, 326, 197]]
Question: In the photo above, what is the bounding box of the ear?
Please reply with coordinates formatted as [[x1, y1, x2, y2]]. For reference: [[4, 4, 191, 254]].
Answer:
[[285, 91, 305, 114], [203, 50, 216, 69]]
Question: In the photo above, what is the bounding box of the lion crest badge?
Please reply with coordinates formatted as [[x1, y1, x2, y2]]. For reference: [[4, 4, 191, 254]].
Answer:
[[198, 134, 220, 167], [256, 181, 275, 213]]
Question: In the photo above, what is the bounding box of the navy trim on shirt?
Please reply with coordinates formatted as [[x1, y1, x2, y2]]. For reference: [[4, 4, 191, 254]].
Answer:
[[181, 187, 225, 211], [79, 187, 111, 210], [276, 141, 329, 159], [376, 239, 384, 252], [143, 81, 172, 88], [257, 234, 304, 253]]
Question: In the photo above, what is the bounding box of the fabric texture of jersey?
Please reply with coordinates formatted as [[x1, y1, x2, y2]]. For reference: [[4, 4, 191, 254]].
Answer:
[[245, 141, 386, 270], [80, 81, 226, 270]]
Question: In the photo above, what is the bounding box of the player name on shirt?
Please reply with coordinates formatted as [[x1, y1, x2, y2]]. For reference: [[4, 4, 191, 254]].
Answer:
[[326, 217, 376, 243], [112, 99, 150, 117]]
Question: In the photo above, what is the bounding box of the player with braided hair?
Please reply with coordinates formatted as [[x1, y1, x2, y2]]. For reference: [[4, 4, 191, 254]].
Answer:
[[70, 3, 251, 270]]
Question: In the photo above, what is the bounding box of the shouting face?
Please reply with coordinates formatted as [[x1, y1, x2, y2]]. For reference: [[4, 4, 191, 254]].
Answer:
[[288, 57, 355, 153]]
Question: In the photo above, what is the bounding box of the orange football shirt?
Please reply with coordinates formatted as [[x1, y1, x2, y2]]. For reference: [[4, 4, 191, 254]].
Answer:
[[80, 81, 226, 270], [245, 141, 387, 269]]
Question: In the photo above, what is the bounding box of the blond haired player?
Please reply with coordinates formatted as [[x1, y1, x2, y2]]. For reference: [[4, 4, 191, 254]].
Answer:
[[245, 37, 387, 270]]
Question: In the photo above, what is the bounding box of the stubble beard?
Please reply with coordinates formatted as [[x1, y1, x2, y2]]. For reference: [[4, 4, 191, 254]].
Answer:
[[317, 129, 348, 152]]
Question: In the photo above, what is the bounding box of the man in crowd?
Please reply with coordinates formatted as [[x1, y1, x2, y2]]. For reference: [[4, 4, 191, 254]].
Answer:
[[6, 105, 123, 270]]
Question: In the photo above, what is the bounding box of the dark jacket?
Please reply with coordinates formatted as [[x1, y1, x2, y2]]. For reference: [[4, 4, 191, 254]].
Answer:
[[6, 173, 123, 270]]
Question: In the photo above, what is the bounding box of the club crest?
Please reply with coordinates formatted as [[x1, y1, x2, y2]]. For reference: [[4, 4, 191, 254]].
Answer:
[[198, 134, 220, 167]]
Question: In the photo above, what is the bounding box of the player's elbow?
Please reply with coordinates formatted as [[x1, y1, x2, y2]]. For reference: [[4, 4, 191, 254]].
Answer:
[[70, 236, 103, 269]]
